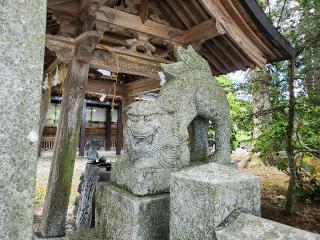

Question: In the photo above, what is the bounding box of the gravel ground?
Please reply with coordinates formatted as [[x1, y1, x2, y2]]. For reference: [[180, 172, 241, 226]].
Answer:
[[33, 150, 118, 234]]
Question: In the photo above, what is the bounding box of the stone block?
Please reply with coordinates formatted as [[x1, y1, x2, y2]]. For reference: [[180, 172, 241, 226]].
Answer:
[[170, 163, 260, 240], [96, 182, 170, 240], [34, 236, 68, 240], [216, 213, 320, 240], [112, 161, 205, 196]]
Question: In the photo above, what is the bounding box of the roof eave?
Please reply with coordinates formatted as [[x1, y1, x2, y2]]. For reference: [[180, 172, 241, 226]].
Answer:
[[239, 0, 296, 61]]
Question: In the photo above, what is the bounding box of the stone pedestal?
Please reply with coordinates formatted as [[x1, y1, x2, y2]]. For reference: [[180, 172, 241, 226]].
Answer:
[[216, 213, 320, 240], [96, 183, 170, 240], [112, 161, 206, 196], [170, 163, 260, 240]]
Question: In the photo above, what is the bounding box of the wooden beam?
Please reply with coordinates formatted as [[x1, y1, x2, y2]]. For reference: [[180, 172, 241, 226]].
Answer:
[[96, 6, 224, 45], [199, 0, 266, 67], [46, 34, 168, 79], [86, 79, 124, 96], [102, 35, 130, 47], [96, 6, 184, 44], [125, 77, 157, 88], [126, 78, 161, 96], [178, 20, 225, 45]]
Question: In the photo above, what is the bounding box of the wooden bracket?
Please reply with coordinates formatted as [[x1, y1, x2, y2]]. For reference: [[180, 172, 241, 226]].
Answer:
[[46, 34, 170, 78], [46, 31, 102, 63]]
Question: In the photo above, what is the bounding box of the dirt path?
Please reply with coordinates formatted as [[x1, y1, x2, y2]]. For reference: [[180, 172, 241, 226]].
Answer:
[[243, 167, 320, 234]]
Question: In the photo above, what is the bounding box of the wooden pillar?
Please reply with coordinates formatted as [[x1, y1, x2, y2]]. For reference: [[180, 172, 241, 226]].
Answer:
[[105, 105, 112, 151], [79, 100, 87, 156], [38, 59, 61, 157], [121, 89, 134, 151], [40, 31, 102, 237], [38, 88, 50, 157], [116, 104, 123, 155]]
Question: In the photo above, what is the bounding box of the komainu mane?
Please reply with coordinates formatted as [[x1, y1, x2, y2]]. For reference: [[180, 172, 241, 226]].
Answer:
[[123, 46, 232, 168]]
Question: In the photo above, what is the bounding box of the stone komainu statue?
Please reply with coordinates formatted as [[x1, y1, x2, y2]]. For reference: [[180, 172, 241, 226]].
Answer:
[[123, 46, 232, 168]]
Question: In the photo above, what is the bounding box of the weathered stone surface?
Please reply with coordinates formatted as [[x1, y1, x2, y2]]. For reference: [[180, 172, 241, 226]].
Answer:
[[0, 1, 46, 239], [115, 46, 232, 194], [96, 183, 170, 240], [67, 228, 99, 240], [112, 160, 206, 196], [34, 236, 68, 240], [170, 163, 260, 240], [216, 213, 320, 240], [189, 116, 210, 162]]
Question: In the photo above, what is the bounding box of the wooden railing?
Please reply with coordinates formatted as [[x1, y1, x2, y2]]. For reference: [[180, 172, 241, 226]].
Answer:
[[41, 137, 55, 150], [40, 136, 117, 151]]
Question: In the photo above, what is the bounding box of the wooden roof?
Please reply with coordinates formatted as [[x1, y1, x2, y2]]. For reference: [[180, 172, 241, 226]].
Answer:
[[45, 0, 295, 95]]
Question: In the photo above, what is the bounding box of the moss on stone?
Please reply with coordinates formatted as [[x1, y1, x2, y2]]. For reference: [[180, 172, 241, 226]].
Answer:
[[67, 228, 99, 240]]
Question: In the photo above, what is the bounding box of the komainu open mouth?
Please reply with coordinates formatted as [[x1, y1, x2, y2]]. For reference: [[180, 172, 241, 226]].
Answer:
[[131, 129, 155, 144]]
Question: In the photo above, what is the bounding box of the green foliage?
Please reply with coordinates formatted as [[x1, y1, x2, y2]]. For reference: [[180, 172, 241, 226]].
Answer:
[[253, 83, 320, 201], [208, 76, 252, 150], [34, 184, 47, 206], [296, 156, 320, 202], [251, 0, 320, 202], [208, 0, 320, 202]]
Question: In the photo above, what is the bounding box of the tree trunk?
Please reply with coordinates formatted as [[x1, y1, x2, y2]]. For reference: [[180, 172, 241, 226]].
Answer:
[[40, 31, 102, 237], [251, 67, 272, 140], [304, 71, 314, 99], [313, 54, 320, 104], [286, 59, 297, 214], [251, 67, 273, 164]]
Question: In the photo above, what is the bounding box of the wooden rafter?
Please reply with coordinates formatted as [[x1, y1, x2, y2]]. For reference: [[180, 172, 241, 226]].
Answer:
[[199, 0, 266, 67], [220, 0, 277, 59], [139, 0, 149, 23]]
